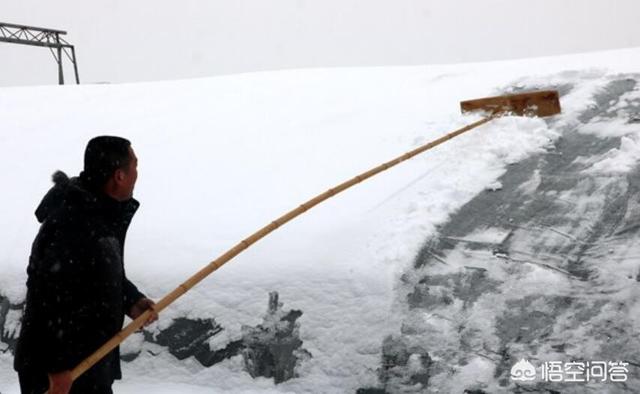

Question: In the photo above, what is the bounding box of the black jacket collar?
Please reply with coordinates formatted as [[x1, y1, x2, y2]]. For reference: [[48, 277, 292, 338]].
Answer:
[[35, 170, 139, 225]]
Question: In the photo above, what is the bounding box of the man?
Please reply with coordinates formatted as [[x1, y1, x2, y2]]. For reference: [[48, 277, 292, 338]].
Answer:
[[14, 136, 158, 394]]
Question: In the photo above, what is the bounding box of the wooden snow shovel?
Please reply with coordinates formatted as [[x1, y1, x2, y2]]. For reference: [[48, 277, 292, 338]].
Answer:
[[51, 89, 560, 392]]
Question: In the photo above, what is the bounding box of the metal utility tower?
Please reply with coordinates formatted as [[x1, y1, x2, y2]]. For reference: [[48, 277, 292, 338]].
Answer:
[[0, 22, 80, 85]]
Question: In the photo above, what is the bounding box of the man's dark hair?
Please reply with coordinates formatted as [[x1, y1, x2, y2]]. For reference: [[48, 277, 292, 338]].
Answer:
[[81, 136, 132, 190]]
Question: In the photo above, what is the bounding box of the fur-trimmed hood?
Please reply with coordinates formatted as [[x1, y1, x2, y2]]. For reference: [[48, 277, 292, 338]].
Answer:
[[35, 171, 74, 223], [34, 170, 139, 224]]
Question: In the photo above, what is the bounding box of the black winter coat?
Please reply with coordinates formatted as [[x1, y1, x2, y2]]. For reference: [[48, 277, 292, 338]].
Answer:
[[14, 171, 145, 384]]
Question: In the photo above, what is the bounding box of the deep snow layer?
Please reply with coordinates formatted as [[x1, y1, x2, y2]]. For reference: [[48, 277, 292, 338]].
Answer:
[[2, 47, 640, 393]]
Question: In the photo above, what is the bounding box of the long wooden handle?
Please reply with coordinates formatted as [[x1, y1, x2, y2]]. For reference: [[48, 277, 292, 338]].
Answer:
[[68, 115, 495, 382]]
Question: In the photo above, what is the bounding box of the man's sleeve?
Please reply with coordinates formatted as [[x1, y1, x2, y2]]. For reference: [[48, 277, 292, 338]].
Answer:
[[122, 277, 145, 313]]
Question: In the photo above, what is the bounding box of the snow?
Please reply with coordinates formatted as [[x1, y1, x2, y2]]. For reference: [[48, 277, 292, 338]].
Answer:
[[2, 46, 640, 392], [451, 227, 511, 244], [446, 357, 496, 392], [580, 117, 640, 138], [585, 134, 640, 173]]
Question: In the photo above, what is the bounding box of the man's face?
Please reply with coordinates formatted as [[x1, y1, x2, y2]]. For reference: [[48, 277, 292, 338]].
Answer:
[[114, 146, 138, 201], [122, 146, 138, 199]]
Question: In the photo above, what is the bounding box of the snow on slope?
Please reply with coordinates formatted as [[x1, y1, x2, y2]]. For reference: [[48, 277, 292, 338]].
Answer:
[[2, 47, 640, 393]]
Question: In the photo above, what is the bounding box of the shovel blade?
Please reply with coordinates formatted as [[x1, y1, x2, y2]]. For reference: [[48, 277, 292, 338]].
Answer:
[[460, 90, 561, 117]]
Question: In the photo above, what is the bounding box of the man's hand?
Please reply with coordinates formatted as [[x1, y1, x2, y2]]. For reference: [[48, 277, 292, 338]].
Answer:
[[128, 297, 159, 327], [48, 370, 73, 394]]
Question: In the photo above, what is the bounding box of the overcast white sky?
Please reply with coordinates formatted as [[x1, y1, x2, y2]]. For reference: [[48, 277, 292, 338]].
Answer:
[[1, 0, 640, 87]]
